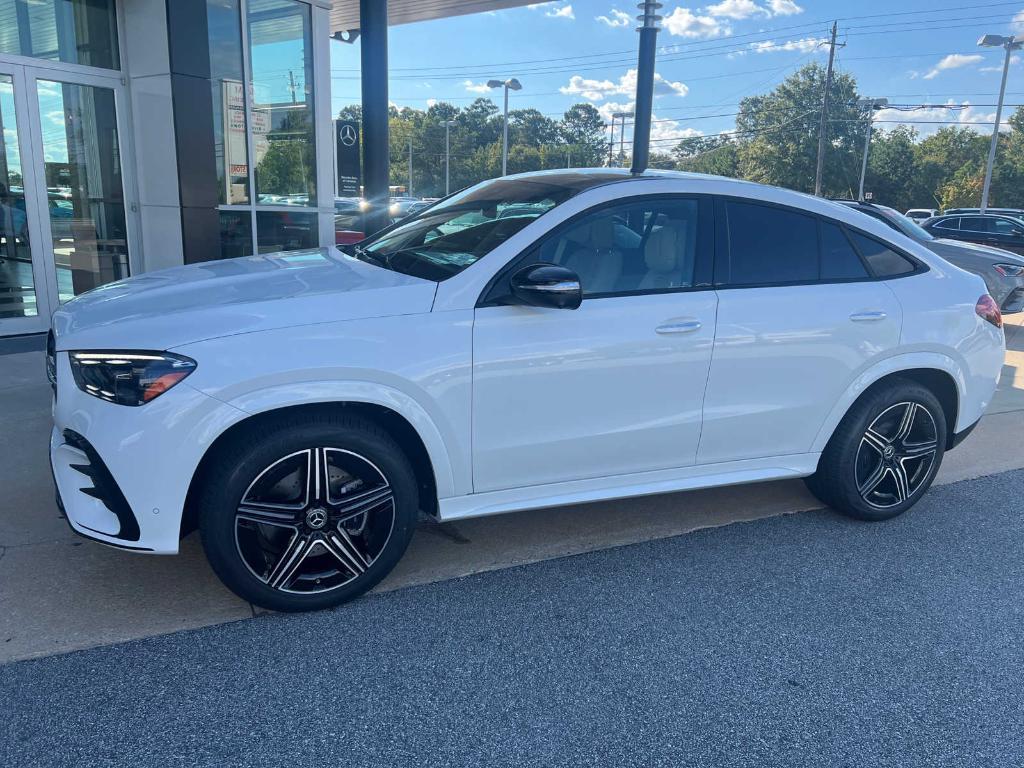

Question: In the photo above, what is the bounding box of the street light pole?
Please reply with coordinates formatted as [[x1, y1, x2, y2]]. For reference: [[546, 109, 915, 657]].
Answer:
[[978, 34, 1022, 213], [487, 78, 522, 176], [857, 97, 888, 202], [408, 135, 413, 197], [611, 111, 634, 167], [442, 119, 456, 195]]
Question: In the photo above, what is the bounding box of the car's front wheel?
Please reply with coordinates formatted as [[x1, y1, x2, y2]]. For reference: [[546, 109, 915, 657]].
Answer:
[[198, 414, 418, 612], [805, 379, 947, 521]]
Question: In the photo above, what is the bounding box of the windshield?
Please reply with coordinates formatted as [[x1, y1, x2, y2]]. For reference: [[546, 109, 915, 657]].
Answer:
[[353, 177, 585, 281], [875, 205, 935, 242]]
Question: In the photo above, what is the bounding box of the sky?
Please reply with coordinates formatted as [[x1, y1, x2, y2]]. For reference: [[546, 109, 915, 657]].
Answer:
[[329, 0, 1024, 151]]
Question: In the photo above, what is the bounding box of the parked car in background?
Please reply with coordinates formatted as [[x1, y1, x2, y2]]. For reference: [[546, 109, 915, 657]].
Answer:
[[49, 170, 1004, 613], [905, 208, 939, 222], [944, 207, 1024, 219], [922, 213, 1024, 257], [836, 201, 1024, 313]]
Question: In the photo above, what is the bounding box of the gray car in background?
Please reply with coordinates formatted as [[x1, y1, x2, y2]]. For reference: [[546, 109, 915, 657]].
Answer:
[[835, 200, 1024, 314]]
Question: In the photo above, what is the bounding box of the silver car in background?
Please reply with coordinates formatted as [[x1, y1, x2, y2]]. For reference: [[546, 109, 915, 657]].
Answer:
[[837, 201, 1024, 313]]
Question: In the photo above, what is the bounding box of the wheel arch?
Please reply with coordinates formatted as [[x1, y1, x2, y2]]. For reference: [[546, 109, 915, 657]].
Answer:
[[179, 398, 454, 540], [812, 356, 964, 455]]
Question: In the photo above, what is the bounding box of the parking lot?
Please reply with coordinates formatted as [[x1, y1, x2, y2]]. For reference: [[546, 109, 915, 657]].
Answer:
[[0, 313, 1021, 666]]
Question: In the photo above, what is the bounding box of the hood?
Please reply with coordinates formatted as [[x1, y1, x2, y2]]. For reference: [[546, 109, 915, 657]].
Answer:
[[52, 248, 437, 351], [929, 238, 1024, 264]]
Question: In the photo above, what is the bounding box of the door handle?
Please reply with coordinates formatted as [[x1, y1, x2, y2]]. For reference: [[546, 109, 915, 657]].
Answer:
[[849, 311, 887, 322], [656, 320, 702, 334]]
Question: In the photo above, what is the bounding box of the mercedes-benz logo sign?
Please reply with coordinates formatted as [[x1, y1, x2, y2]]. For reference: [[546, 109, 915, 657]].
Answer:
[[306, 508, 328, 530], [339, 124, 357, 147]]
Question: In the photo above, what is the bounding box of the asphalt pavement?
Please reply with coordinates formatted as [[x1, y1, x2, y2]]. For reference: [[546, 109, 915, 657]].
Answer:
[[3, 468, 1023, 768]]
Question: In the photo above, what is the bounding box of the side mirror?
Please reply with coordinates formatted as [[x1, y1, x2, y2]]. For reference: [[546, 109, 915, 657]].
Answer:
[[509, 263, 582, 310]]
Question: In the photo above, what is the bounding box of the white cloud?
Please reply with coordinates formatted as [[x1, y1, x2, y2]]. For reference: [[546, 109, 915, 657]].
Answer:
[[463, 80, 492, 94], [561, 68, 688, 101], [980, 55, 1021, 73], [872, 101, 1002, 138], [705, 0, 767, 19], [1012, 9, 1024, 34], [426, 98, 438, 108], [750, 36, 826, 53], [923, 54, 984, 80], [663, 7, 730, 38], [596, 8, 631, 27], [767, 0, 803, 15], [651, 118, 704, 144], [546, 3, 574, 19]]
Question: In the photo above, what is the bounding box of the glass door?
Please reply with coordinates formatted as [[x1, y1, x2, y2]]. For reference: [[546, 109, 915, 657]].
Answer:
[[0, 64, 135, 336], [0, 67, 48, 334], [26, 70, 133, 306]]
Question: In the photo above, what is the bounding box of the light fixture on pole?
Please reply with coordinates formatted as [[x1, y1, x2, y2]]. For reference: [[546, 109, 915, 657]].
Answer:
[[487, 77, 522, 176], [441, 119, 457, 195], [611, 111, 634, 167], [978, 34, 1022, 213], [857, 97, 888, 202]]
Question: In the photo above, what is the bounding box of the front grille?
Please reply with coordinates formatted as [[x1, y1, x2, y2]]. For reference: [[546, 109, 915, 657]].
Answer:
[[45, 329, 56, 394]]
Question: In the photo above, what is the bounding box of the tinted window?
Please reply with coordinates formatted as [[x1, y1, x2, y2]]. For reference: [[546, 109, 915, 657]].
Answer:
[[933, 218, 959, 230], [960, 217, 989, 233], [534, 199, 700, 297], [848, 231, 916, 277], [725, 201, 818, 284], [821, 223, 869, 279], [989, 218, 1024, 235]]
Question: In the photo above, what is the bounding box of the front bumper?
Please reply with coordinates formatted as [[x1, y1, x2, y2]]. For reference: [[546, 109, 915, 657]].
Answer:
[[49, 351, 246, 554]]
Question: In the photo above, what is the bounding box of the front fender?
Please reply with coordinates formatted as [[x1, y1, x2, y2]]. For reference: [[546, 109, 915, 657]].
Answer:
[[223, 380, 461, 499], [809, 351, 971, 453]]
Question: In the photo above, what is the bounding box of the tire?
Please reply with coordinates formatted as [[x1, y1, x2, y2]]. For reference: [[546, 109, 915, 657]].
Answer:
[[804, 379, 947, 522], [198, 413, 419, 612]]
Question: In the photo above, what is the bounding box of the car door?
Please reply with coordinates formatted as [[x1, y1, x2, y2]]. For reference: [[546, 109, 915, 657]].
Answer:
[[471, 196, 717, 493], [697, 198, 906, 465], [981, 216, 1024, 255]]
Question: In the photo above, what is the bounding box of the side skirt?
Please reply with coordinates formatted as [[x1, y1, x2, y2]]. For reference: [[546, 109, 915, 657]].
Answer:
[[438, 453, 821, 522]]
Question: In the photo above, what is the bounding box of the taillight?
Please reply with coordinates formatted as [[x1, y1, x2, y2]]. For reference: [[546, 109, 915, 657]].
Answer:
[[975, 294, 1003, 328]]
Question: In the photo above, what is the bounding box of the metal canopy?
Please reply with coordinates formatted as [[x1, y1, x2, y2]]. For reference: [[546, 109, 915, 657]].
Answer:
[[330, 0, 551, 32]]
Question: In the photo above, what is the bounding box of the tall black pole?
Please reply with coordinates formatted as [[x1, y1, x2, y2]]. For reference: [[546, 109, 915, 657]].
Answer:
[[360, 0, 389, 236], [631, 1, 661, 175]]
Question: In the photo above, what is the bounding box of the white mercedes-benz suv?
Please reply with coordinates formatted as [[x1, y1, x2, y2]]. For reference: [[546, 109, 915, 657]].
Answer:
[[48, 170, 1005, 612]]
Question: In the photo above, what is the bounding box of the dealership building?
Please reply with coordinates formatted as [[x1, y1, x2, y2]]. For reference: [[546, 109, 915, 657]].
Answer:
[[0, 0, 536, 337]]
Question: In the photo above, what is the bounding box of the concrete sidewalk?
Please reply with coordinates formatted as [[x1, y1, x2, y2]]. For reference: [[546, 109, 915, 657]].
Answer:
[[1, 314, 1022, 664]]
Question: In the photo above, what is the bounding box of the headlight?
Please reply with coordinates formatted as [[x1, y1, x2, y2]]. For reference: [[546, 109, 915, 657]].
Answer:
[[69, 351, 197, 406], [994, 263, 1024, 277]]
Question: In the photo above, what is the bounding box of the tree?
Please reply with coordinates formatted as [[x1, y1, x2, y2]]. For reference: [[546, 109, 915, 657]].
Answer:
[[735, 63, 867, 196], [864, 126, 930, 211], [560, 104, 607, 166], [673, 135, 740, 177], [508, 108, 561, 147]]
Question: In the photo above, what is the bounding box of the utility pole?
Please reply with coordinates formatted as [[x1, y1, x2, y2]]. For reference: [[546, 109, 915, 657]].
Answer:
[[608, 122, 615, 166], [288, 70, 297, 104], [442, 120, 456, 196], [814, 21, 839, 197], [407, 135, 413, 197]]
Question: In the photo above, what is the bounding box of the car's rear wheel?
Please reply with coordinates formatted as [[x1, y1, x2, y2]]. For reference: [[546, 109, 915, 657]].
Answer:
[[198, 414, 418, 612], [805, 379, 946, 521]]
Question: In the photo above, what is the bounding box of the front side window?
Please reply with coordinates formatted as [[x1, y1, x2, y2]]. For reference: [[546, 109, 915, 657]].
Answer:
[[724, 200, 818, 285], [989, 218, 1023, 236], [530, 199, 700, 296]]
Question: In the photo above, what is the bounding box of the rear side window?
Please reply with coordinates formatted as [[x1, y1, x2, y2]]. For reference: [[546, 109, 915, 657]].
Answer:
[[821, 223, 869, 279], [848, 231, 916, 277], [934, 217, 960, 231], [725, 201, 818, 284]]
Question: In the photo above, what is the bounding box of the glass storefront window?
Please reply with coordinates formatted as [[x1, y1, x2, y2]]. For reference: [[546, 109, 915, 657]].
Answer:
[[0, 0, 120, 70], [208, 0, 250, 205], [248, 0, 316, 206], [0, 74, 36, 319], [37, 79, 129, 299], [219, 210, 253, 258], [256, 210, 316, 254]]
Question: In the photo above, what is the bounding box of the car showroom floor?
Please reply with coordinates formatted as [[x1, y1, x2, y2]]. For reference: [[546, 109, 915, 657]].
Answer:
[[1, 315, 1022, 664]]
